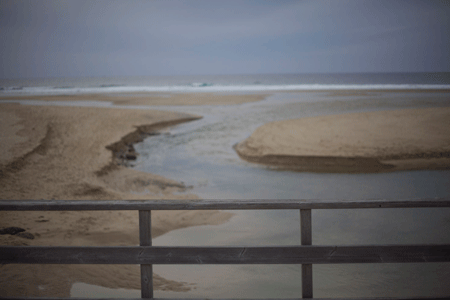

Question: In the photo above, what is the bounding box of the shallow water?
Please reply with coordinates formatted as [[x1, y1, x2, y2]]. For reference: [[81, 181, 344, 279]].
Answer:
[[150, 207, 450, 298], [132, 92, 450, 200], [72, 207, 450, 298], [77, 91, 450, 298]]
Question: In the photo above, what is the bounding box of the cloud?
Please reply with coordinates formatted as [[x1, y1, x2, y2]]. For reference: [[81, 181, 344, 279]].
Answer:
[[1, 0, 449, 78]]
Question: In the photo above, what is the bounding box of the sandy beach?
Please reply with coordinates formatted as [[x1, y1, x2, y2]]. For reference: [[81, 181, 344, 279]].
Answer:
[[1, 92, 450, 297], [235, 107, 450, 173]]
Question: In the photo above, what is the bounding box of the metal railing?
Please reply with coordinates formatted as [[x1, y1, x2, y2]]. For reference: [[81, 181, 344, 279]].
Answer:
[[1, 198, 450, 299]]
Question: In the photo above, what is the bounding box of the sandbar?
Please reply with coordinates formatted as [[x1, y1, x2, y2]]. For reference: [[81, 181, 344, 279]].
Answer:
[[235, 107, 450, 173]]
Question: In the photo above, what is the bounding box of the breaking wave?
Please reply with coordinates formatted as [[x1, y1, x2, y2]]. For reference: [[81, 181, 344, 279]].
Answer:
[[1, 83, 449, 96]]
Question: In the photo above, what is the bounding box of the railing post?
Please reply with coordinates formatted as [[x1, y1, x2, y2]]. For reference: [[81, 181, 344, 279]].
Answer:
[[139, 210, 153, 299], [300, 209, 312, 298]]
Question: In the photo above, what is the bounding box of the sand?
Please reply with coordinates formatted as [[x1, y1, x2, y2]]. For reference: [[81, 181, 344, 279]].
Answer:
[[0, 101, 240, 297], [2, 92, 268, 106], [235, 107, 450, 173]]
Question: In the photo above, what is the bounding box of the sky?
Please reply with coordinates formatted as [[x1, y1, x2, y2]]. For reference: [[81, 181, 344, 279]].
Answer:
[[1, 0, 449, 78]]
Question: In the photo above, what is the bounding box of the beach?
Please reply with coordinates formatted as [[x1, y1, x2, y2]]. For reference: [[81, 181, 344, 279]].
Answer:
[[235, 106, 450, 173], [1, 91, 450, 297]]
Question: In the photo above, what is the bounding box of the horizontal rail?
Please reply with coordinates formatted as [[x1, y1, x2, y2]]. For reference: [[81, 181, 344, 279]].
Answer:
[[2, 245, 450, 265], [7, 298, 450, 300], [0, 198, 449, 211], [7, 297, 450, 300]]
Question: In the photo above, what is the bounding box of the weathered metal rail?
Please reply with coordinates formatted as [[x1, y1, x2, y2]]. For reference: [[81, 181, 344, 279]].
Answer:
[[1, 198, 450, 300]]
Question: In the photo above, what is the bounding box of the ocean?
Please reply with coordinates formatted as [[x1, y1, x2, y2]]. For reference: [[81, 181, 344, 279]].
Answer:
[[2, 73, 450, 298], [1, 72, 450, 95]]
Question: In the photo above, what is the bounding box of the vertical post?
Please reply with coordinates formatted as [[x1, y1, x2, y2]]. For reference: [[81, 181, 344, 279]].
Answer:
[[139, 210, 153, 299], [300, 209, 312, 298]]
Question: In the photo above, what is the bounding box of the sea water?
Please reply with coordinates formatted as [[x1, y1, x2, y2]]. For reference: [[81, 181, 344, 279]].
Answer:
[[2, 72, 450, 95], [2, 73, 450, 297]]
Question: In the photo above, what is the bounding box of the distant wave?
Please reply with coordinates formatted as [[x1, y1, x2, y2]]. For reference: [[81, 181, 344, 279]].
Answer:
[[54, 86, 75, 89], [1, 83, 449, 95], [190, 82, 214, 87], [99, 84, 125, 88], [1, 86, 24, 91]]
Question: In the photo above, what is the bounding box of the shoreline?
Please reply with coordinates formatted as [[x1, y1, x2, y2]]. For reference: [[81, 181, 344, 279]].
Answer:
[[234, 150, 450, 173], [234, 107, 450, 173], [233, 149, 396, 173], [101, 116, 201, 171]]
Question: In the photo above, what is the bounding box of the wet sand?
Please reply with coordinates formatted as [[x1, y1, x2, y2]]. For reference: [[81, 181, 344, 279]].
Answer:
[[1, 92, 268, 106], [235, 107, 450, 172]]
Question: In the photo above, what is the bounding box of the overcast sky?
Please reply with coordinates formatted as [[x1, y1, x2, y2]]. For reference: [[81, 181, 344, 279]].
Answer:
[[1, 0, 449, 78]]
